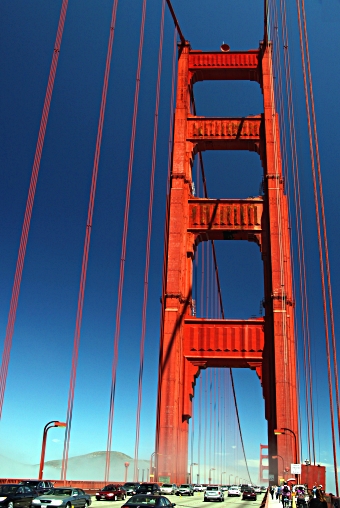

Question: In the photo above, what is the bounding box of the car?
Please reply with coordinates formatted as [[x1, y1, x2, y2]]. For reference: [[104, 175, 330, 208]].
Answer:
[[253, 486, 261, 494], [122, 484, 140, 497], [176, 485, 194, 496], [0, 484, 38, 508], [239, 485, 251, 492], [122, 494, 176, 508], [19, 481, 54, 496], [136, 484, 161, 496], [95, 484, 126, 501], [193, 485, 204, 492], [204, 485, 224, 502], [242, 488, 257, 501], [228, 486, 241, 497], [32, 487, 91, 508], [221, 486, 229, 492], [260, 486, 267, 493], [160, 484, 177, 495]]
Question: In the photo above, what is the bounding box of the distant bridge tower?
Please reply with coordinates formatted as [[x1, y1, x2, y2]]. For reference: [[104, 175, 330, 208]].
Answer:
[[155, 39, 299, 484], [260, 444, 269, 484]]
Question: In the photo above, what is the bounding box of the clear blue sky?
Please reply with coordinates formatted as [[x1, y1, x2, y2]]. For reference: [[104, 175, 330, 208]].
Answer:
[[0, 0, 339, 492]]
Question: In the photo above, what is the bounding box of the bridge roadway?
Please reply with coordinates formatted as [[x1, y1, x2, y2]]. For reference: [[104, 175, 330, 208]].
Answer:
[[90, 492, 266, 508]]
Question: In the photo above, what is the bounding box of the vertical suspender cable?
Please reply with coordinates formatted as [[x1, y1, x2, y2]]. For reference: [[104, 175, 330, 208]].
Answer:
[[60, 0, 119, 481], [0, 0, 69, 418], [105, 0, 147, 483], [272, 0, 315, 461], [133, 0, 165, 481], [198, 372, 202, 481], [295, 0, 339, 493], [300, 0, 340, 449]]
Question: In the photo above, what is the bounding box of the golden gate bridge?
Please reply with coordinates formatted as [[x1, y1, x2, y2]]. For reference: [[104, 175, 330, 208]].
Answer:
[[0, 0, 339, 495]]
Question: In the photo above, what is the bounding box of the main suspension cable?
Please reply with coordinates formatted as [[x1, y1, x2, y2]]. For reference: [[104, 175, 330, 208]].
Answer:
[[61, 0, 119, 481]]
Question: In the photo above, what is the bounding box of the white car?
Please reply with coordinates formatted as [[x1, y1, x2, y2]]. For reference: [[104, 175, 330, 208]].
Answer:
[[204, 485, 224, 502], [228, 486, 241, 497], [254, 486, 261, 494], [193, 485, 205, 492], [160, 483, 177, 495]]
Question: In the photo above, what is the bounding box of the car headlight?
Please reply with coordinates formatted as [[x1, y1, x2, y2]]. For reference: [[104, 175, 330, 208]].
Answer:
[[0, 497, 7, 502], [50, 501, 64, 506]]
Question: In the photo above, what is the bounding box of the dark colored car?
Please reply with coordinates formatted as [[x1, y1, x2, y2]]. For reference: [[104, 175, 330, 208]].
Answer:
[[32, 487, 91, 508], [96, 485, 126, 501], [0, 484, 38, 508], [242, 488, 257, 501], [122, 495, 175, 508], [19, 481, 54, 496], [136, 485, 161, 496], [122, 484, 140, 496]]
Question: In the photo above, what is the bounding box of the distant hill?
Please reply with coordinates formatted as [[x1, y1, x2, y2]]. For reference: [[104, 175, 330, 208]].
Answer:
[[0, 451, 149, 482]]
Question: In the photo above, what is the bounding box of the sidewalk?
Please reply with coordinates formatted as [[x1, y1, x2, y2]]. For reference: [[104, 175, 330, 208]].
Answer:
[[268, 496, 297, 508]]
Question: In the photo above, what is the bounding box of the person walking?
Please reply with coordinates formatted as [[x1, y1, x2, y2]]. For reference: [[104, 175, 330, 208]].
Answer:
[[281, 483, 291, 507], [270, 486, 275, 499], [308, 489, 327, 508]]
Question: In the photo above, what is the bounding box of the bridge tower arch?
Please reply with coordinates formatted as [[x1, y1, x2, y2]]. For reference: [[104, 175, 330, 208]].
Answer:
[[155, 40, 299, 485]]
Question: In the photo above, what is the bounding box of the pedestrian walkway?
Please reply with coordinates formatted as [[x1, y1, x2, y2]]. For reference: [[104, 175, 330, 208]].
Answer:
[[268, 495, 297, 508]]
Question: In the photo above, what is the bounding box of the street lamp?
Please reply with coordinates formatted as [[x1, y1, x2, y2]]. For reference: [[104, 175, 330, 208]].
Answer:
[[272, 455, 284, 478], [209, 468, 216, 485], [38, 420, 66, 479], [235, 476, 238, 485], [190, 463, 198, 484], [221, 472, 226, 485], [274, 427, 299, 482], [124, 462, 130, 482], [229, 474, 233, 485]]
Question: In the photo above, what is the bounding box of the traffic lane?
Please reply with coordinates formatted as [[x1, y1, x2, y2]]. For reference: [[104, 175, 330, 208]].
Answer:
[[90, 493, 265, 508], [172, 493, 265, 508]]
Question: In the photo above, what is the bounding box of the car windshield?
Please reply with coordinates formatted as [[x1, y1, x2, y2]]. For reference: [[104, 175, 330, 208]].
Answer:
[[179, 485, 189, 488], [102, 485, 115, 491], [127, 496, 158, 505], [0, 486, 18, 495], [207, 487, 218, 491], [162, 484, 172, 488], [49, 489, 72, 496], [21, 482, 39, 487]]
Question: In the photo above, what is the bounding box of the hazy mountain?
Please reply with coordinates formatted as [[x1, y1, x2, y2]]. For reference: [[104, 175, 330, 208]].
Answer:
[[0, 451, 150, 482]]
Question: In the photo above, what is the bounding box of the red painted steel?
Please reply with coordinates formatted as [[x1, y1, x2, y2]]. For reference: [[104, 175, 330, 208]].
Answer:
[[155, 40, 299, 485], [260, 444, 269, 484]]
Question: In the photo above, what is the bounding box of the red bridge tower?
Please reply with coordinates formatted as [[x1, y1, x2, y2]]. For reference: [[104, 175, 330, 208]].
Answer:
[[155, 39, 299, 484]]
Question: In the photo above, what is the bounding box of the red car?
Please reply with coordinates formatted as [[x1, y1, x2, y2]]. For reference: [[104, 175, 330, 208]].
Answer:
[[96, 484, 127, 501], [242, 488, 257, 501]]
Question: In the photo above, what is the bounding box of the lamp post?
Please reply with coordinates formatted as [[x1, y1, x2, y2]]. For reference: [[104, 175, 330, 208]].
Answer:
[[272, 455, 284, 479], [274, 428, 299, 482], [221, 472, 226, 485], [124, 462, 130, 482], [235, 476, 238, 485], [229, 474, 233, 485], [190, 463, 198, 484], [38, 420, 66, 479], [209, 468, 215, 485], [150, 452, 156, 481]]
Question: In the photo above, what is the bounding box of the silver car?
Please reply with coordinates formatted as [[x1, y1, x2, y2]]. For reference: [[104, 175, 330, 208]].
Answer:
[[160, 484, 177, 495], [32, 487, 91, 508], [204, 485, 224, 502]]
